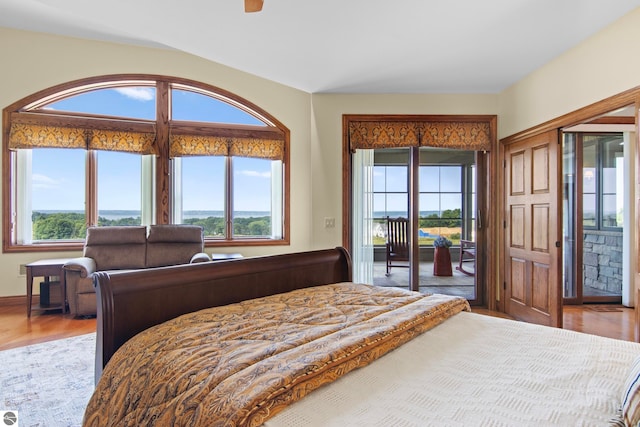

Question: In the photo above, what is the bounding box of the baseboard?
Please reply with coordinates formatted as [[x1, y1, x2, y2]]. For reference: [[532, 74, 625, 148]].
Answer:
[[0, 295, 39, 307]]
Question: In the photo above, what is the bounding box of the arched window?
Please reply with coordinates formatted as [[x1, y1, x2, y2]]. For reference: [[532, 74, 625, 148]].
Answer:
[[2, 75, 289, 251]]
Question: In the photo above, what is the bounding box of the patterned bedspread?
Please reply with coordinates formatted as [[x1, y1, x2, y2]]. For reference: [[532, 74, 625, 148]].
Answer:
[[83, 283, 470, 426]]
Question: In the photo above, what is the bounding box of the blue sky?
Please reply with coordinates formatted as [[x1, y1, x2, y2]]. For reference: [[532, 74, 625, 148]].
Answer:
[[31, 87, 272, 212]]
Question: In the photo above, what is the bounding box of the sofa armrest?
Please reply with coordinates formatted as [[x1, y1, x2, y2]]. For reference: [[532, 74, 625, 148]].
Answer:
[[190, 252, 211, 263], [63, 257, 97, 278]]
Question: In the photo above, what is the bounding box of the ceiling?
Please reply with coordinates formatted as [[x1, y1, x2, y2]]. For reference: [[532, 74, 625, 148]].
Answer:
[[1, 0, 639, 94]]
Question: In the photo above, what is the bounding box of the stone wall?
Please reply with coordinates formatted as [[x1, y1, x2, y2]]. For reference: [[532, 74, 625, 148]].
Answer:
[[583, 230, 622, 294]]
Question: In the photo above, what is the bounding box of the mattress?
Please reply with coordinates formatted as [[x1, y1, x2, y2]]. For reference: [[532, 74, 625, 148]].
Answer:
[[83, 283, 469, 426], [265, 311, 640, 427]]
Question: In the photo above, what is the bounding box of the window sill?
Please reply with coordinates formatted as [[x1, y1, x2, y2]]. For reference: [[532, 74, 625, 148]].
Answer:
[[4, 237, 290, 253]]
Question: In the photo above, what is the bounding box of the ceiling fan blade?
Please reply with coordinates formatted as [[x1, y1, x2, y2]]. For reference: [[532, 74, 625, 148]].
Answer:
[[245, 0, 264, 12]]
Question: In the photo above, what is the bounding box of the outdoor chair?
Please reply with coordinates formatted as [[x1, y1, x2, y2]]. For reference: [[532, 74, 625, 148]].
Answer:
[[455, 239, 476, 276], [386, 216, 410, 276]]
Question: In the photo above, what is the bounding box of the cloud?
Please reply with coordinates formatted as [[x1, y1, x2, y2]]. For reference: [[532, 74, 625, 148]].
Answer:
[[32, 173, 60, 189], [239, 170, 271, 178], [115, 87, 155, 102]]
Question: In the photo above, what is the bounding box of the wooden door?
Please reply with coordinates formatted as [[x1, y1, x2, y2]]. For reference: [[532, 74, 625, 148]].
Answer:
[[504, 130, 562, 327]]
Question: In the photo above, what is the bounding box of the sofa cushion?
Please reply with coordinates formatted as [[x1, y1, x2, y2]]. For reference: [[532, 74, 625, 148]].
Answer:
[[146, 225, 205, 267], [83, 226, 147, 270]]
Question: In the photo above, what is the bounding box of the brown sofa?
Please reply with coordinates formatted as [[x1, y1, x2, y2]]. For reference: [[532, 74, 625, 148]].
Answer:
[[63, 225, 210, 317]]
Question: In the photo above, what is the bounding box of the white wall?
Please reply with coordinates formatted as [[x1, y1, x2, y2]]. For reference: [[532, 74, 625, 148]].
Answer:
[[0, 28, 313, 297], [498, 7, 640, 138]]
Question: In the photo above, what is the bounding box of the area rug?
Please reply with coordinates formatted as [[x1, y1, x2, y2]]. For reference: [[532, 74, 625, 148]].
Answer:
[[0, 333, 95, 427]]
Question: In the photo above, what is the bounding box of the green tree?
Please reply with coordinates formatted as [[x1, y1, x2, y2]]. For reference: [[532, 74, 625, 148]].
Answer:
[[32, 212, 273, 240], [32, 212, 86, 239], [185, 216, 225, 236], [441, 209, 462, 228], [98, 216, 141, 226], [247, 219, 270, 236]]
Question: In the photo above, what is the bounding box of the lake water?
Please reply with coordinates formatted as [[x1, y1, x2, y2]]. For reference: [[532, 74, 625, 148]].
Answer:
[[36, 210, 270, 220]]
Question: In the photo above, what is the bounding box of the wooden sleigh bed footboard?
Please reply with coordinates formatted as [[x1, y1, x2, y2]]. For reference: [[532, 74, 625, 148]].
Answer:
[[92, 247, 352, 381]]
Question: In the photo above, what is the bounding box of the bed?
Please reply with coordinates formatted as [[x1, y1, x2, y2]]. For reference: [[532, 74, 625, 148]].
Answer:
[[84, 247, 640, 426]]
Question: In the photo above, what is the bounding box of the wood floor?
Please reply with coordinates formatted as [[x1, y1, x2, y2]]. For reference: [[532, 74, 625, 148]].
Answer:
[[0, 303, 636, 351], [0, 304, 95, 351]]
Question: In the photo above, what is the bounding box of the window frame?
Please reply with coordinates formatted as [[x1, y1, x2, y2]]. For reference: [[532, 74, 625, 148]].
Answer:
[[373, 163, 409, 218], [371, 148, 474, 247], [2, 74, 290, 252], [418, 164, 464, 239], [580, 133, 624, 232]]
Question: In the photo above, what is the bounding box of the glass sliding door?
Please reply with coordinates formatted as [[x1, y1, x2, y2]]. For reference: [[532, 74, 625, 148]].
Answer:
[[368, 146, 479, 304], [418, 148, 476, 301], [372, 149, 410, 287], [563, 132, 624, 303], [562, 133, 580, 302], [583, 134, 624, 301]]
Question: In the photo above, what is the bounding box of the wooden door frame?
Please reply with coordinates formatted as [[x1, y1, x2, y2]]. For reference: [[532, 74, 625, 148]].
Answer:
[[342, 114, 498, 308], [498, 87, 640, 339]]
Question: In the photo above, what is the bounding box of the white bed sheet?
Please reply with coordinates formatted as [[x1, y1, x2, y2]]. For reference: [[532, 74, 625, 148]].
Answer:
[[265, 310, 640, 427]]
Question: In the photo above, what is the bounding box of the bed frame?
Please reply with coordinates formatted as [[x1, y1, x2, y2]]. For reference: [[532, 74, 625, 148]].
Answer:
[[92, 247, 352, 381]]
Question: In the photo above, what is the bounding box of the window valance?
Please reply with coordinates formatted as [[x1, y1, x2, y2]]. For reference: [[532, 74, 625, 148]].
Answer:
[[8, 120, 157, 155], [9, 123, 87, 149], [9, 117, 285, 160], [87, 129, 156, 154], [169, 134, 229, 157], [348, 119, 492, 151], [229, 137, 284, 160], [348, 121, 421, 149], [169, 133, 285, 160], [169, 122, 285, 160], [421, 121, 492, 151]]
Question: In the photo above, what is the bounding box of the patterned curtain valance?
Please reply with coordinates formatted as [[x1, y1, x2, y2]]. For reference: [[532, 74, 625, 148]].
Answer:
[[170, 133, 284, 160], [229, 138, 284, 160], [420, 121, 491, 151], [9, 123, 87, 149], [169, 134, 229, 157], [88, 129, 156, 154], [349, 121, 420, 150], [9, 122, 157, 154], [348, 120, 492, 151]]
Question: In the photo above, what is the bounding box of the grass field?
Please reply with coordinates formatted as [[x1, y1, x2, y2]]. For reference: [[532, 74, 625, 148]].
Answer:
[[373, 226, 462, 246]]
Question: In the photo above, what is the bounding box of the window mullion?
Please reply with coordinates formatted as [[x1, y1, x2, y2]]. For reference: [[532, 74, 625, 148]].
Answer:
[[226, 156, 233, 239], [87, 150, 98, 227]]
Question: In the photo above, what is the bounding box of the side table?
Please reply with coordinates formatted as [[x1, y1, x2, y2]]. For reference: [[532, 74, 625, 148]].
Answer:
[[433, 247, 453, 276], [26, 258, 71, 317]]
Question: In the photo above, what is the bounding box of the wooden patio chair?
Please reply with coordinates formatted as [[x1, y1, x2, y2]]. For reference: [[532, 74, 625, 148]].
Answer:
[[386, 216, 410, 276], [455, 239, 476, 276]]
